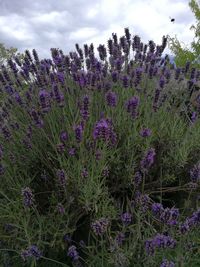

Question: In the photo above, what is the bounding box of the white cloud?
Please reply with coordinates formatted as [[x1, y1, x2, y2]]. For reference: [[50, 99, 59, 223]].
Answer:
[[0, 0, 196, 58]]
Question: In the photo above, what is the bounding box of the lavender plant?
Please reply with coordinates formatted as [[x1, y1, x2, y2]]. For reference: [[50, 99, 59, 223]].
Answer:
[[0, 27, 200, 267]]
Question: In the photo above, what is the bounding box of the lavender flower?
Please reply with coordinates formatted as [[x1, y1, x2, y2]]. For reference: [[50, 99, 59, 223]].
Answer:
[[56, 143, 65, 154], [145, 233, 176, 255], [140, 128, 152, 137], [67, 245, 79, 261], [160, 259, 175, 267], [91, 218, 109, 235], [21, 187, 34, 207], [21, 245, 42, 261], [190, 163, 200, 183], [74, 124, 84, 143], [134, 171, 142, 187], [56, 169, 66, 187], [68, 147, 76, 156], [152, 203, 179, 226], [121, 212, 132, 225], [191, 112, 197, 123], [93, 118, 117, 146], [140, 148, 156, 173], [125, 96, 140, 119], [115, 232, 125, 246], [105, 91, 117, 107], [81, 168, 88, 178], [60, 131, 68, 142], [38, 89, 51, 113], [80, 95, 90, 120]]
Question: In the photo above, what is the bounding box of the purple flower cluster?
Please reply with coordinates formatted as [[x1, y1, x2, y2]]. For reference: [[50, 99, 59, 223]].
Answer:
[[190, 162, 200, 183], [121, 212, 132, 225], [21, 245, 42, 261], [80, 95, 90, 120], [140, 128, 152, 137], [140, 148, 156, 173], [91, 218, 109, 235], [67, 245, 79, 261], [115, 232, 125, 246], [179, 208, 200, 234], [160, 259, 175, 267], [56, 169, 66, 187], [21, 187, 34, 207], [152, 203, 179, 225], [93, 118, 117, 146], [74, 124, 84, 143], [125, 96, 140, 119], [38, 89, 51, 113], [145, 233, 176, 255], [105, 91, 118, 107]]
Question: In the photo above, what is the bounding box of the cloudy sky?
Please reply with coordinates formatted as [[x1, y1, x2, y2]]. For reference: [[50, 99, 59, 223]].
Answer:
[[0, 0, 197, 59]]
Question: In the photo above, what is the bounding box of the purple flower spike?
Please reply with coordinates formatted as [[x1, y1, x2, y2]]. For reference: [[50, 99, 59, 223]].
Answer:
[[105, 91, 117, 107], [160, 259, 175, 267], [121, 212, 132, 225], [67, 245, 79, 261], [56, 169, 66, 187], [190, 163, 200, 183], [126, 96, 140, 119], [140, 128, 152, 137], [74, 124, 84, 143], [91, 218, 109, 235], [140, 148, 156, 173], [21, 187, 34, 207], [60, 131, 68, 142]]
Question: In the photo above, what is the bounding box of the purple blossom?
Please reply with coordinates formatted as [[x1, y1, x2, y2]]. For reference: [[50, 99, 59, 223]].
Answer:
[[93, 118, 117, 146], [91, 218, 109, 235], [122, 75, 129, 88], [190, 163, 200, 183], [81, 168, 88, 178], [60, 131, 68, 142], [56, 143, 65, 154], [152, 203, 179, 226], [145, 233, 176, 255], [115, 232, 125, 246], [68, 147, 76, 156], [125, 96, 140, 119], [160, 259, 175, 267], [74, 124, 84, 143], [21, 187, 34, 207], [140, 148, 156, 173], [112, 71, 118, 82], [80, 95, 90, 120], [67, 245, 79, 261], [56, 169, 66, 187], [21, 245, 42, 261], [179, 208, 200, 234], [191, 112, 197, 123], [38, 89, 51, 113], [105, 91, 117, 107], [140, 128, 152, 137], [121, 212, 132, 225], [134, 171, 142, 187]]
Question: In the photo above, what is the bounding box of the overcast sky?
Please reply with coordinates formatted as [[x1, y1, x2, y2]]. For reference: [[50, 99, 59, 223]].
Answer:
[[0, 0, 197, 59]]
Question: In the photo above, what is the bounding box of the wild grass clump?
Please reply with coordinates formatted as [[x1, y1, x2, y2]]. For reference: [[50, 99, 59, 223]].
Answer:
[[0, 28, 200, 267]]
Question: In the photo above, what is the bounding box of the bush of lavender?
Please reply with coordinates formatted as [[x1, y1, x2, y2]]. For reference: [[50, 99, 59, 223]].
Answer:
[[0, 28, 200, 267]]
